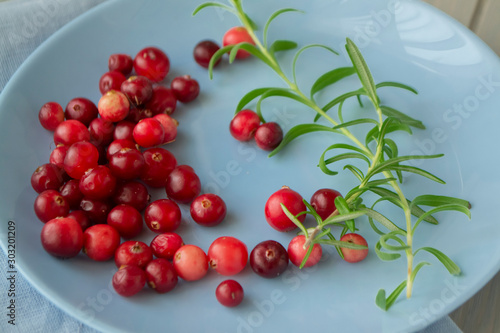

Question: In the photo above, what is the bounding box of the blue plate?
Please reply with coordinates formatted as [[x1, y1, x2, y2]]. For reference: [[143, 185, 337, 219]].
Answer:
[[1, 0, 499, 332]]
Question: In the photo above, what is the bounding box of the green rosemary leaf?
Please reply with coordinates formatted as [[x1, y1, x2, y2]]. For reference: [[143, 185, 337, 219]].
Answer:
[[360, 208, 402, 232], [385, 280, 407, 310], [368, 187, 439, 225], [379, 231, 410, 252], [235, 87, 274, 113], [324, 152, 371, 166], [192, 2, 236, 16], [411, 204, 471, 235], [369, 216, 387, 236], [229, 42, 274, 67], [299, 242, 315, 269], [345, 38, 379, 106], [384, 138, 403, 183], [321, 211, 367, 227], [208, 45, 234, 79], [263, 8, 303, 47], [269, 40, 298, 55], [292, 44, 339, 84], [316, 238, 368, 250], [388, 165, 446, 184], [322, 88, 366, 112], [414, 247, 461, 275], [303, 199, 324, 225], [366, 154, 443, 180], [376, 81, 418, 95], [375, 241, 402, 261], [280, 203, 308, 236], [332, 118, 379, 130], [343, 164, 365, 182], [310, 67, 356, 100], [319, 143, 371, 176], [335, 197, 356, 232], [256, 88, 310, 123], [409, 262, 431, 286], [380, 105, 425, 129], [410, 195, 471, 209], [269, 124, 337, 157], [375, 289, 387, 310]]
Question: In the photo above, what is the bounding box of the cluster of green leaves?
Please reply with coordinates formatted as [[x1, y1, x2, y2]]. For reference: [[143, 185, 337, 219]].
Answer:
[[193, 0, 471, 310]]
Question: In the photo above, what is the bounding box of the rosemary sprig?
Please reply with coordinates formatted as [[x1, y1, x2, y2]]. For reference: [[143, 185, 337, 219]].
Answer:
[[193, 0, 471, 310]]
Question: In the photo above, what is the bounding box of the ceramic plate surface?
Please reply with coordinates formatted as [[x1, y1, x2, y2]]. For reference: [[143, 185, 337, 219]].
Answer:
[[1, 0, 500, 332]]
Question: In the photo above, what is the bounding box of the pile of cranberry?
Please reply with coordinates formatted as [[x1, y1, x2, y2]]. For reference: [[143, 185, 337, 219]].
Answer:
[[30, 27, 369, 308]]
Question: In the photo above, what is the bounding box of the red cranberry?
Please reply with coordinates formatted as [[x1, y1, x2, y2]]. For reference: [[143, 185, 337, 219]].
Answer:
[[145, 258, 178, 293], [79, 198, 112, 225], [49, 145, 69, 168], [59, 179, 83, 210], [112, 265, 146, 297], [150, 232, 183, 260], [249, 240, 289, 278], [106, 139, 138, 160], [229, 109, 261, 141], [208, 236, 248, 276], [34, 190, 69, 223], [215, 280, 244, 307], [173, 245, 208, 281], [133, 118, 165, 148], [39, 102, 64, 131], [144, 199, 182, 233], [108, 148, 145, 180], [190, 194, 227, 227], [340, 233, 369, 263], [31, 163, 65, 193], [66, 210, 92, 231], [165, 165, 201, 204], [63, 141, 99, 179], [79, 165, 117, 200], [153, 113, 177, 143], [115, 241, 153, 269], [99, 71, 127, 95], [112, 181, 150, 211], [108, 53, 133, 75], [254, 122, 283, 151], [264, 186, 306, 232], [107, 204, 143, 239], [113, 120, 135, 141], [125, 105, 143, 123], [144, 86, 177, 115], [83, 224, 120, 261], [288, 235, 322, 268], [140, 147, 177, 188], [54, 120, 90, 146], [89, 118, 115, 146], [193, 40, 221, 68], [41, 217, 83, 258], [170, 75, 200, 103], [222, 27, 255, 59], [64, 98, 98, 126], [98, 90, 130, 122], [134, 47, 170, 82], [121, 76, 153, 106], [310, 188, 342, 221]]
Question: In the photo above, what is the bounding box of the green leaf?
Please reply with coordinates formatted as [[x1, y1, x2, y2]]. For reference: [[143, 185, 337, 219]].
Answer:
[[375, 241, 402, 261], [411, 204, 471, 235], [384, 138, 403, 182], [303, 199, 324, 225], [319, 143, 371, 176], [366, 119, 413, 145], [376, 280, 406, 311], [380, 105, 425, 129], [332, 118, 379, 130], [256, 88, 311, 123], [324, 152, 371, 166], [315, 88, 365, 122], [269, 124, 337, 157], [269, 40, 298, 55], [292, 44, 339, 84], [321, 211, 368, 227], [360, 208, 402, 232], [368, 187, 439, 225], [379, 231, 410, 252], [409, 262, 431, 286], [208, 45, 234, 79], [388, 165, 446, 184], [376, 81, 418, 95], [235, 87, 273, 113], [316, 238, 368, 250], [410, 195, 471, 210], [345, 38, 379, 106], [192, 2, 236, 16], [280, 203, 308, 236], [365, 154, 444, 181], [310, 67, 356, 99], [343, 164, 365, 182], [299, 242, 315, 269], [414, 247, 461, 275], [229, 42, 274, 67], [263, 8, 303, 47]]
